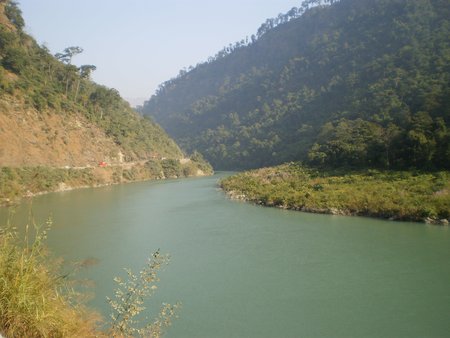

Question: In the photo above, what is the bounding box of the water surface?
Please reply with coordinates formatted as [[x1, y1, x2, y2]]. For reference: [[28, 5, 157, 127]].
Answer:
[[2, 174, 449, 337]]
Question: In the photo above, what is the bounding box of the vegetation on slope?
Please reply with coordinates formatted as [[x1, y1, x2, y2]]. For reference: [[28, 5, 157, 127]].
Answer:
[[220, 163, 450, 224], [0, 155, 213, 206], [0, 0, 183, 163], [143, 0, 450, 170]]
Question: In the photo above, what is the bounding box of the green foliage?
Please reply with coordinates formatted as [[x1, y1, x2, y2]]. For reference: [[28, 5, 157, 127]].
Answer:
[[107, 251, 180, 337], [2, 43, 27, 73], [143, 0, 450, 170], [161, 159, 183, 178], [4, 0, 24, 30], [157, 155, 213, 178], [190, 151, 214, 174], [0, 166, 96, 204], [0, 159, 212, 205], [220, 163, 450, 223], [308, 119, 389, 167], [0, 2, 184, 162], [145, 160, 164, 178]]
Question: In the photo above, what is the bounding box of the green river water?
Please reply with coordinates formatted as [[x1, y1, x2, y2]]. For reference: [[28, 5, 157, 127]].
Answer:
[[1, 173, 449, 337]]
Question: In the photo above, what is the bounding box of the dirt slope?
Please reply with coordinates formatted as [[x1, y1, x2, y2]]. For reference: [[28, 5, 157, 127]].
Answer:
[[0, 98, 124, 167]]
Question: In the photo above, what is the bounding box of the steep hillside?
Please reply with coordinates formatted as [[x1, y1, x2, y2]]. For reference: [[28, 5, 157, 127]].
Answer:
[[0, 0, 183, 166], [0, 1, 212, 203], [143, 0, 450, 170], [0, 98, 123, 167]]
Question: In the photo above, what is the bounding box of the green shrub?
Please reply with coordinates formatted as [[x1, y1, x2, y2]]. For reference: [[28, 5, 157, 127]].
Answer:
[[161, 159, 182, 178], [107, 250, 180, 337], [145, 160, 164, 178], [220, 164, 450, 223]]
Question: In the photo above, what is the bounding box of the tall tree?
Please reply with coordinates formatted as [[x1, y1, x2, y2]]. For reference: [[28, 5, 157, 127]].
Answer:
[[55, 46, 84, 96], [74, 64, 96, 101]]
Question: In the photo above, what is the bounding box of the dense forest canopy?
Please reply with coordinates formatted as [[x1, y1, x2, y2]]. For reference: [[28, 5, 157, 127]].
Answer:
[[142, 0, 450, 170], [0, 0, 183, 161]]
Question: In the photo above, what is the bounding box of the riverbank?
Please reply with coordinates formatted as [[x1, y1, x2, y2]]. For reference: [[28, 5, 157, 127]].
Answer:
[[0, 157, 213, 206], [220, 163, 450, 225]]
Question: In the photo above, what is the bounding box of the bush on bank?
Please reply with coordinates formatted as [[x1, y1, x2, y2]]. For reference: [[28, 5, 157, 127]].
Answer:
[[220, 163, 450, 223]]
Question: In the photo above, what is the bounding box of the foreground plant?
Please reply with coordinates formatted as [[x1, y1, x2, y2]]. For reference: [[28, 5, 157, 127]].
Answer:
[[108, 250, 180, 337], [0, 217, 101, 337], [0, 216, 179, 337]]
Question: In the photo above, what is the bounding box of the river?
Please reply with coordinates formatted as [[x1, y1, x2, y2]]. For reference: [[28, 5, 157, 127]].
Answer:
[[1, 173, 449, 337]]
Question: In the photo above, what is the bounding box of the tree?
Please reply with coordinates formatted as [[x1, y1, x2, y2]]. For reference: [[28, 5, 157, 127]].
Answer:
[[55, 46, 84, 96], [54, 52, 70, 64], [2, 46, 27, 73], [142, 0, 449, 170], [74, 64, 96, 101], [60, 46, 83, 65], [4, 0, 25, 30]]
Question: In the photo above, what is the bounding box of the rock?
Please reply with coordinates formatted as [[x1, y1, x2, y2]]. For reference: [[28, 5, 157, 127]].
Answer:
[[329, 208, 345, 215], [179, 158, 191, 164], [424, 217, 448, 225]]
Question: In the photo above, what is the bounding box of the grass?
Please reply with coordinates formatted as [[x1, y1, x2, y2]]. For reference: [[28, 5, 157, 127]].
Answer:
[[220, 163, 450, 223], [0, 216, 179, 337], [0, 217, 102, 337]]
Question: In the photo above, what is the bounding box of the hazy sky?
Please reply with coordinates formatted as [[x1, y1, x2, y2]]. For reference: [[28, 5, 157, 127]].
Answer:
[[19, 0, 300, 105]]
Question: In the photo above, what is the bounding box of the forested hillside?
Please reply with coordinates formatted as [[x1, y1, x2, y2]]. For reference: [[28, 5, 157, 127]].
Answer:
[[0, 0, 183, 165], [0, 0, 212, 204], [143, 0, 450, 170]]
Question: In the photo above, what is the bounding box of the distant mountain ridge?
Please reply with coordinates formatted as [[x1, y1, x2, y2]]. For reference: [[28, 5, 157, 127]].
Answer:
[[143, 0, 450, 170]]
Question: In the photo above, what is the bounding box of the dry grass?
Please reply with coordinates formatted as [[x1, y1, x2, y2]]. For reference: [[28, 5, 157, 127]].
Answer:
[[0, 216, 179, 337], [0, 218, 104, 337]]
